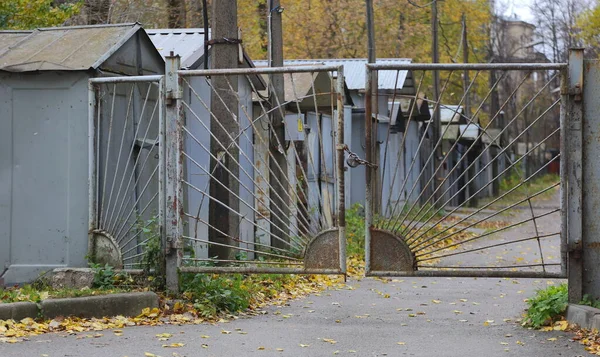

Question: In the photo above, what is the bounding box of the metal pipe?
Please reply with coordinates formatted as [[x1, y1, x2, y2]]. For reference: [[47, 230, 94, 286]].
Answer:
[[367, 270, 566, 279], [90, 75, 163, 84], [367, 63, 567, 71], [88, 81, 97, 260], [179, 266, 343, 275], [178, 65, 340, 76], [336, 65, 347, 275], [365, 65, 373, 274]]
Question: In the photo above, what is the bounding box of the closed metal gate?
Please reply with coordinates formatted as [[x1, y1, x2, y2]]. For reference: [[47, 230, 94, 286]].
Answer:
[[89, 62, 348, 289], [88, 75, 164, 270], [362, 59, 579, 279]]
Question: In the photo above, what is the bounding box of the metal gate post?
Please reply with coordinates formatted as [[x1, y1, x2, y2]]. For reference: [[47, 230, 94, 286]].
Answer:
[[336, 66, 347, 275], [164, 54, 184, 292], [365, 65, 374, 274], [564, 48, 584, 303]]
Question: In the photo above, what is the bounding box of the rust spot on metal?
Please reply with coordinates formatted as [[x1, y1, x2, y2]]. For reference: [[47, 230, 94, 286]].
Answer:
[[304, 229, 340, 270], [587, 242, 600, 249]]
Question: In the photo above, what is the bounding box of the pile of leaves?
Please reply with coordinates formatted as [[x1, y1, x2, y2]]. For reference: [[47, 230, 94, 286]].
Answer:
[[0, 272, 340, 343]]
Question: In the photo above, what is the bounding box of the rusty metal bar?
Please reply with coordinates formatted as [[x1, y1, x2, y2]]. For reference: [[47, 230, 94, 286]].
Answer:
[[90, 75, 164, 83], [179, 266, 343, 275], [178, 65, 341, 76], [566, 48, 584, 302], [87, 81, 98, 260], [336, 65, 347, 275], [365, 65, 374, 274], [164, 55, 184, 292], [367, 270, 566, 279]]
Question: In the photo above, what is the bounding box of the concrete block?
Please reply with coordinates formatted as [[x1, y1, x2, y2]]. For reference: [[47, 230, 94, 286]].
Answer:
[[40, 292, 159, 319], [566, 304, 600, 329], [49, 268, 94, 289], [0, 302, 39, 321]]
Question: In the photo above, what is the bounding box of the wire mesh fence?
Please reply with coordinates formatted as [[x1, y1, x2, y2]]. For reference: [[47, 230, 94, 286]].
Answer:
[[170, 65, 346, 274], [88, 76, 164, 270], [364, 63, 566, 278]]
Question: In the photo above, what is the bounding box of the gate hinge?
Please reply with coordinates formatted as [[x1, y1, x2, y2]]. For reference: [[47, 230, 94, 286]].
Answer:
[[568, 240, 582, 259], [166, 89, 183, 106], [166, 238, 183, 254]]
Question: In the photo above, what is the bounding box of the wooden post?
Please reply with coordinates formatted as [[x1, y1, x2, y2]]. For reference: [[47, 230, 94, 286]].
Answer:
[[208, 0, 240, 260]]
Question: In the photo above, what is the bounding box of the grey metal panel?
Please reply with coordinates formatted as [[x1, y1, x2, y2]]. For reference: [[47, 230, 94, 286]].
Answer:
[[183, 76, 211, 259], [0, 24, 139, 72], [404, 121, 421, 203], [0, 77, 12, 272], [237, 78, 255, 259], [379, 123, 405, 215], [146, 29, 208, 69], [343, 105, 352, 209], [349, 112, 366, 206], [321, 113, 336, 219], [100, 31, 165, 76], [1, 72, 90, 284], [306, 112, 321, 232]]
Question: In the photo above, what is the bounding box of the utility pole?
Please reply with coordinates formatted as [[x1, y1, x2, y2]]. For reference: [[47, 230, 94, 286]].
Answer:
[[268, 0, 289, 249], [365, 0, 381, 214], [431, 0, 443, 207], [462, 13, 478, 207], [366, 0, 376, 64], [208, 0, 240, 260]]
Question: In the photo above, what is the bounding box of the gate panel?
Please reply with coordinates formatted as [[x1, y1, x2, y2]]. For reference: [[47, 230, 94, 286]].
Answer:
[[172, 66, 346, 275], [88, 75, 164, 270], [364, 63, 567, 278]]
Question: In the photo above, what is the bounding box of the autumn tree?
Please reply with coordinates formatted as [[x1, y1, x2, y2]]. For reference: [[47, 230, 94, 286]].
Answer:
[[577, 1, 600, 57], [0, 0, 79, 29]]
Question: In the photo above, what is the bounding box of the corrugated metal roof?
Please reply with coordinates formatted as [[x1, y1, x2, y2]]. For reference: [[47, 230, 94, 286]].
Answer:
[[254, 58, 412, 90], [0, 23, 140, 72], [146, 28, 208, 69]]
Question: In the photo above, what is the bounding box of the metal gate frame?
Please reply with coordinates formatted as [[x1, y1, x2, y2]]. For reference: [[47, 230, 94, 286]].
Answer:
[[88, 75, 165, 272], [162, 59, 347, 290], [363, 55, 582, 280]]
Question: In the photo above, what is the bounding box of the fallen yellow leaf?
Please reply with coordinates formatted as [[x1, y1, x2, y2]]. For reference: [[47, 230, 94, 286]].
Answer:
[[397, 342, 406, 345]]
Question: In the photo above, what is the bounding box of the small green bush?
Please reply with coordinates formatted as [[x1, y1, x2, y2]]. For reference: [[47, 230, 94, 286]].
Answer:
[[346, 204, 365, 257], [523, 283, 568, 328], [181, 274, 250, 317]]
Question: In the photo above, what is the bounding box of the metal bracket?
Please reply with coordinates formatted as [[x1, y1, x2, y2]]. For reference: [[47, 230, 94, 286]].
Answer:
[[206, 38, 243, 45], [165, 89, 182, 106], [569, 240, 583, 259]]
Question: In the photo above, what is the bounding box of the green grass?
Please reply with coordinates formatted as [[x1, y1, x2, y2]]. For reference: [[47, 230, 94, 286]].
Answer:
[[523, 283, 568, 328], [180, 273, 315, 317], [480, 170, 559, 209]]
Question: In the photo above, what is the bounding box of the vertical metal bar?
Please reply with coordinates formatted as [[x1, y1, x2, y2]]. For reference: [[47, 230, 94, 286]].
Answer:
[[560, 69, 568, 280], [158, 77, 166, 282], [165, 55, 184, 292], [336, 66, 346, 275], [365, 65, 373, 274], [566, 48, 584, 303], [88, 81, 98, 259]]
